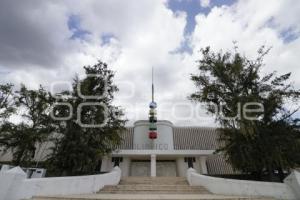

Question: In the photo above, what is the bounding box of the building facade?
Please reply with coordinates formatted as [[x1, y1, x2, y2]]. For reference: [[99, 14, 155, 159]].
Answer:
[[101, 120, 235, 177], [0, 120, 236, 177]]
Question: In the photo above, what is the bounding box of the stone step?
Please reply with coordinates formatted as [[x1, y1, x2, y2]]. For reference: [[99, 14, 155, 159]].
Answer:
[[120, 177, 186, 181], [99, 190, 210, 194], [119, 177, 188, 185], [98, 190, 210, 194], [32, 194, 275, 200], [122, 177, 187, 180], [102, 185, 207, 190], [99, 185, 210, 194], [101, 176, 210, 195]]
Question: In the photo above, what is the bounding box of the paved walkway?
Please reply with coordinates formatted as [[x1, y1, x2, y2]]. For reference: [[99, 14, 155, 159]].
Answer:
[[34, 193, 273, 200]]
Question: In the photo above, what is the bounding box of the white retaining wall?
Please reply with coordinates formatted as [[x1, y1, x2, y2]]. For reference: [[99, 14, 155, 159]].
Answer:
[[284, 171, 300, 199], [187, 168, 299, 200], [0, 166, 121, 200]]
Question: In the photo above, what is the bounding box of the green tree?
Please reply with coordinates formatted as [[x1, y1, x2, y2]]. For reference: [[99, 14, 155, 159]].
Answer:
[[0, 83, 15, 155], [48, 61, 126, 176], [0, 85, 55, 166], [190, 46, 300, 181], [0, 83, 15, 121]]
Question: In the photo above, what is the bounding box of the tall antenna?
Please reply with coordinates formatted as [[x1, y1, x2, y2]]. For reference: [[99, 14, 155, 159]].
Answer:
[[149, 67, 157, 141], [152, 67, 154, 102]]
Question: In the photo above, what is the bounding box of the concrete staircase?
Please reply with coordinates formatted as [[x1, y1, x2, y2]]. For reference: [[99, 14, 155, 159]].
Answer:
[[99, 177, 210, 194], [32, 177, 274, 200]]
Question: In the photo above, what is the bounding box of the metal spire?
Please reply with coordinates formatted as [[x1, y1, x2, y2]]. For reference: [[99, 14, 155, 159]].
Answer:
[[149, 67, 157, 141], [152, 67, 154, 102]]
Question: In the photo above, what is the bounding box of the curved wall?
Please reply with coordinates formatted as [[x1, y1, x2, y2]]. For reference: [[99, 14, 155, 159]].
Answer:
[[133, 120, 174, 150], [187, 168, 297, 200], [0, 166, 121, 200]]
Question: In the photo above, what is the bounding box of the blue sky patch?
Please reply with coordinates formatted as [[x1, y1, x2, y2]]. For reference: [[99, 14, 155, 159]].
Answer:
[[67, 15, 90, 40], [167, 0, 236, 54], [280, 28, 299, 43], [167, 0, 236, 35], [101, 33, 115, 46]]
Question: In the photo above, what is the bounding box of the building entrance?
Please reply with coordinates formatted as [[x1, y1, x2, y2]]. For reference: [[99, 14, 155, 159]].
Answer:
[[130, 160, 176, 177]]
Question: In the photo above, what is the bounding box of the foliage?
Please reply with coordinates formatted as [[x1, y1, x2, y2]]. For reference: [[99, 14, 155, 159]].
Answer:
[[0, 85, 55, 166], [190, 46, 300, 181], [47, 61, 126, 176], [0, 83, 15, 120]]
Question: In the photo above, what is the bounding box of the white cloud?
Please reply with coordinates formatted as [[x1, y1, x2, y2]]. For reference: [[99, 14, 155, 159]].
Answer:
[[191, 0, 300, 87], [0, 0, 299, 126], [200, 0, 210, 8], [0, 0, 200, 126], [190, 0, 300, 122]]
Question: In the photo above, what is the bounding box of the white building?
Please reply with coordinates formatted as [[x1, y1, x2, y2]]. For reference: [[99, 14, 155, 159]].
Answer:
[[101, 119, 235, 177], [101, 72, 235, 177], [0, 119, 235, 177]]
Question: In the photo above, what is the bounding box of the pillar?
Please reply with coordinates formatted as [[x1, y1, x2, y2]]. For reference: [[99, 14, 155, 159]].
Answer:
[[150, 154, 156, 177], [101, 156, 112, 172], [199, 156, 208, 174]]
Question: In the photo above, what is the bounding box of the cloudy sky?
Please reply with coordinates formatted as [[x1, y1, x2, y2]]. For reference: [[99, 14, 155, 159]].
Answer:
[[0, 0, 299, 126]]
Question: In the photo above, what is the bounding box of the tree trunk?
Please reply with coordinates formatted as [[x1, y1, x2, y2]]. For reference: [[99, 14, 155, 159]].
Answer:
[[278, 167, 285, 182], [268, 167, 275, 182]]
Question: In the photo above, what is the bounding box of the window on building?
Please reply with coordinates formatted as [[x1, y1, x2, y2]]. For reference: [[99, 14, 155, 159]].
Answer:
[[184, 157, 196, 168], [112, 157, 123, 166]]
